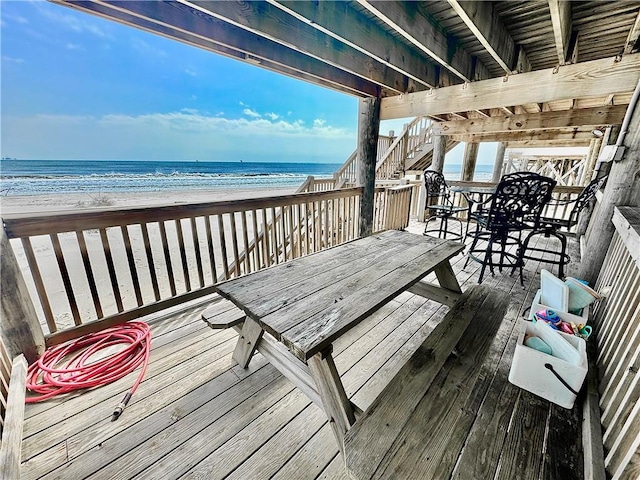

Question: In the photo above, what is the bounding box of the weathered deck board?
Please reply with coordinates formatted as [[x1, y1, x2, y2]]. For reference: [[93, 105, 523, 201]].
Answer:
[[21, 227, 583, 480]]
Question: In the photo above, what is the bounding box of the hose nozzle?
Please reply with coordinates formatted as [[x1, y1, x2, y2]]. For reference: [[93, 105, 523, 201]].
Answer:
[[111, 392, 132, 421]]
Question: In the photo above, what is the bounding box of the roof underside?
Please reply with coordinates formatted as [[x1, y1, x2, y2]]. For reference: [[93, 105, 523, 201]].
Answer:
[[52, 1, 640, 144]]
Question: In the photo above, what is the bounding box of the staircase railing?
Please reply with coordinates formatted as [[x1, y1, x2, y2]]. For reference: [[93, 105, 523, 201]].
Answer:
[[375, 117, 431, 180], [334, 122, 432, 184]]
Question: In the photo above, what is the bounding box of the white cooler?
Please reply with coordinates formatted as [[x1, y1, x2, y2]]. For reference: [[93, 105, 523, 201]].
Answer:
[[508, 319, 587, 409]]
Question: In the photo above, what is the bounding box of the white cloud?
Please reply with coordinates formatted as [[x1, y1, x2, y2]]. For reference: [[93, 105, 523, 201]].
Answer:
[[2, 110, 355, 163], [265, 113, 279, 120], [131, 38, 166, 57], [2, 56, 25, 64], [184, 68, 197, 77], [243, 108, 261, 118], [37, 6, 110, 38], [3, 13, 29, 25], [66, 43, 82, 51], [313, 119, 326, 127]]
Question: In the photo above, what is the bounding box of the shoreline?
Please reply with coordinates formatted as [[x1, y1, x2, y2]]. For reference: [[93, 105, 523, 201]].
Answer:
[[0, 186, 298, 215]]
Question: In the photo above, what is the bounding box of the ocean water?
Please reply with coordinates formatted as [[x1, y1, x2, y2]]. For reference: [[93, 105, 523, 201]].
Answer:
[[0, 160, 342, 196], [0, 159, 493, 196]]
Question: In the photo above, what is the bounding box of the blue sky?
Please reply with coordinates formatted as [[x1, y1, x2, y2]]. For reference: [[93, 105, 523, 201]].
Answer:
[[1, 0, 500, 165]]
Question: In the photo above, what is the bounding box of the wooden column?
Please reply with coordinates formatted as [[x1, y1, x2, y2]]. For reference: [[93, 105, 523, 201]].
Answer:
[[430, 134, 446, 173], [357, 97, 381, 237], [1, 225, 45, 363], [460, 142, 479, 181], [491, 142, 507, 182], [581, 137, 603, 184], [578, 103, 640, 284]]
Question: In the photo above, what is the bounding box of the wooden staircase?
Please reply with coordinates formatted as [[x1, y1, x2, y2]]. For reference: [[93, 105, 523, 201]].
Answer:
[[334, 117, 459, 185]]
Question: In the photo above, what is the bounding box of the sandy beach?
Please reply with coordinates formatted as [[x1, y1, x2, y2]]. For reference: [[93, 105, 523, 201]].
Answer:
[[0, 187, 297, 215], [2, 187, 298, 333]]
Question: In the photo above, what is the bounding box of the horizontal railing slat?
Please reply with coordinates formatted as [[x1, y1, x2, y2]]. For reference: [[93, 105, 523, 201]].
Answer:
[[2, 188, 363, 237]]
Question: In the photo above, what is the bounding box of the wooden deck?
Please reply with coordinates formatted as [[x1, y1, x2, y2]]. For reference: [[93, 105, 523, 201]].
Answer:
[[20, 224, 583, 480]]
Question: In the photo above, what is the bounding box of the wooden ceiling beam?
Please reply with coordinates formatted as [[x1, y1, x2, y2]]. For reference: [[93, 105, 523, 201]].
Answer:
[[548, 0, 573, 64], [268, 0, 440, 88], [447, 0, 529, 73], [356, 0, 490, 83], [624, 9, 640, 54], [61, 0, 382, 97], [432, 105, 628, 136], [506, 140, 591, 148], [179, 0, 413, 94], [380, 53, 640, 119], [450, 128, 596, 144]]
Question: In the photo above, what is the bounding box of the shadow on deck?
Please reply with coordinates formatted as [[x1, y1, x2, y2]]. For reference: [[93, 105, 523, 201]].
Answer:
[[21, 225, 582, 479]]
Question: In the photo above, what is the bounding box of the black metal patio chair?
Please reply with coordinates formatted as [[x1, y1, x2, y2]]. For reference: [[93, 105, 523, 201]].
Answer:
[[422, 170, 467, 241], [518, 175, 608, 279], [463, 172, 547, 242], [464, 173, 557, 285]]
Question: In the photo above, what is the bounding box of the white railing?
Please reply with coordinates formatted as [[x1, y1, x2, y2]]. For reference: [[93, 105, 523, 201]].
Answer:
[[591, 206, 640, 480]]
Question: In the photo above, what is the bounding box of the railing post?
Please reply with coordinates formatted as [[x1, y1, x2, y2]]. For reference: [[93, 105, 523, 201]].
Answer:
[[1, 224, 45, 363]]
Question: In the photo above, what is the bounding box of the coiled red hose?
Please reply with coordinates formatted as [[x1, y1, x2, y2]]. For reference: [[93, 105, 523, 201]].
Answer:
[[26, 321, 151, 419]]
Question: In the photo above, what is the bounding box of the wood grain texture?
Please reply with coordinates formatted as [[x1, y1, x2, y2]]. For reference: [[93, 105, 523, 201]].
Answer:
[[232, 317, 264, 369], [344, 285, 502, 480], [308, 350, 355, 452], [0, 228, 45, 362], [0, 354, 27, 480], [432, 105, 628, 136], [380, 53, 640, 119]]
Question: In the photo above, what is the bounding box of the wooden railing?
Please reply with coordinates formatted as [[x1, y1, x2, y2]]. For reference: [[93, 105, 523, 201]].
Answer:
[[502, 155, 589, 186], [591, 206, 640, 480], [376, 117, 431, 180], [374, 180, 422, 219], [296, 176, 338, 193], [445, 181, 585, 231], [3, 186, 412, 345], [381, 185, 414, 231], [334, 118, 431, 184], [334, 151, 358, 184]]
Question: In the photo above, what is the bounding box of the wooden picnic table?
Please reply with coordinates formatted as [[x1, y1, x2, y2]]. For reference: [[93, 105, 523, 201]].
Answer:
[[212, 229, 464, 450]]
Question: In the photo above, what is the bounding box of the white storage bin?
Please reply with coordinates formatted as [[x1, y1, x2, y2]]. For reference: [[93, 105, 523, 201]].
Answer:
[[508, 319, 587, 409], [529, 290, 589, 325]]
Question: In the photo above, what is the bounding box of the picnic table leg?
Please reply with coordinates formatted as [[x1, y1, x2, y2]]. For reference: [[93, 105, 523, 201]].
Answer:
[[308, 347, 355, 453], [232, 317, 264, 368], [434, 260, 462, 293]]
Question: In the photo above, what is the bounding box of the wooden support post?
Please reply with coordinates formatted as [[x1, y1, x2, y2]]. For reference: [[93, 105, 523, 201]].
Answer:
[[357, 97, 381, 237], [491, 142, 507, 182], [461, 142, 479, 181], [0, 225, 45, 364], [431, 134, 446, 173], [308, 347, 355, 453], [579, 96, 640, 284], [582, 137, 603, 184], [232, 317, 264, 368]]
